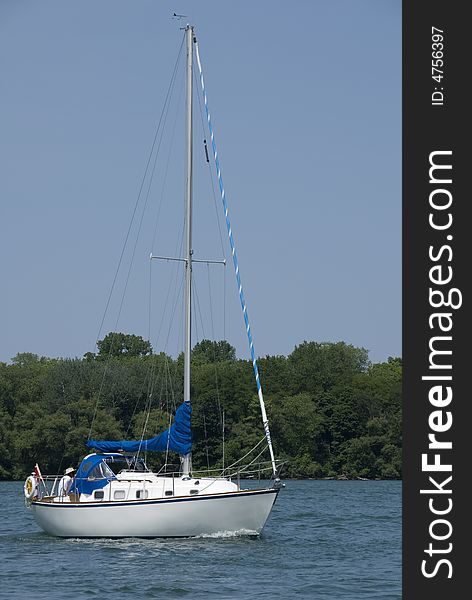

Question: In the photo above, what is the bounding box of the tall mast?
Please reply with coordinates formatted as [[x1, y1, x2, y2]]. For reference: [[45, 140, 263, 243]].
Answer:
[[182, 24, 193, 478]]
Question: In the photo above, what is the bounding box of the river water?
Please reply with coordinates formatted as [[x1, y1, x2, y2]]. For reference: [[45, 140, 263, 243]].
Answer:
[[0, 480, 401, 599]]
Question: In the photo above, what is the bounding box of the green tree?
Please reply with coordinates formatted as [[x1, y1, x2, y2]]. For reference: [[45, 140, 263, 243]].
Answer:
[[0, 339, 402, 481], [96, 332, 152, 359], [192, 340, 236, 363], [269, 393, 326, 471], [288, 341, 369, 394]]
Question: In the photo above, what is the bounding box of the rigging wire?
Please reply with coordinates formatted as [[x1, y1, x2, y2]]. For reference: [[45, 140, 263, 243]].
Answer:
[[148, 257, 153, 344], [150, 63, 186, 254], [207, 263, 223, 429], [144, 268, 185, 428], [148, 69, 185, 343], [87, 33, 185, 441], [192, 274, 207, 345], [151, 223, 186, 352], [202, 411, 210, 470], [194, 37, 278, 477], [224, 436, 266, 470], [144, 219, 186, 445], [195, 67, 227, 433], [206, 263, 215, 342], [233, 444, 269, 475], [223, 263, 226, 342], [146, 223, 185, 405], [114, 36, 186, 339], [94, 32, 185, 350], [194, 68, 226, 260], [89, 33, 266, 477]]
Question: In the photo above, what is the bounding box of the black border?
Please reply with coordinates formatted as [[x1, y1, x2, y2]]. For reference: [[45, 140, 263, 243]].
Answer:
[[403, 2, 470, 597]]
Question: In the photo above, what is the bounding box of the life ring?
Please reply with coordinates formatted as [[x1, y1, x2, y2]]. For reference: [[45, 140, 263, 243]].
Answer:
[[24, 475, 37, 500]]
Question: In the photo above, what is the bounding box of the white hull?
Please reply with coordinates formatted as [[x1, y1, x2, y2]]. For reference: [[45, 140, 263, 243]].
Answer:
[[31, 488, 278, 538]]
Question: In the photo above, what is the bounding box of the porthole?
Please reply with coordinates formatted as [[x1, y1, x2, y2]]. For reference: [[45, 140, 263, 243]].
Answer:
[[114, 490, 126, 500]]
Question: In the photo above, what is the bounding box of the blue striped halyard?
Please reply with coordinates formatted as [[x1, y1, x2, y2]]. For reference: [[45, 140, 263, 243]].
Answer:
[[194, 39, 277, 476]]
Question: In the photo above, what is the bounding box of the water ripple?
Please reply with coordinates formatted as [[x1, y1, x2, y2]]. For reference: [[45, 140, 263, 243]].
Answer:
[[0, 480, 401, 599]]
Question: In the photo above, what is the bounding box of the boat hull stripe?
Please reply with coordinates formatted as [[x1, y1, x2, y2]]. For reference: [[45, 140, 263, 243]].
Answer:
[[31, 488, 278, 509]]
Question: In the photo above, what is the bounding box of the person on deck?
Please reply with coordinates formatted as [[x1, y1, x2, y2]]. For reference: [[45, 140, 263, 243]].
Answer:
[[57, 467, 75, 496]]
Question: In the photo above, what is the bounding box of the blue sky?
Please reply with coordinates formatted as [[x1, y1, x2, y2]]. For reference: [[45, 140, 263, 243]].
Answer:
[[0, 0, 401, 364]]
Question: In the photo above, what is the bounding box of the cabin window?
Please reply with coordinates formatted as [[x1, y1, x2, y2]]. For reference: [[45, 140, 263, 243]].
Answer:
[[165, 491, 173, 496], [190, 489, 198, 495], [88, 462, 114, 480], [114, 490, 126, 500], [107, 460, 129, 475], [136, 490, 148, 499], [106, 457, 149, 475], [130, 459, 146, 472], [94, 490, 104, 500]]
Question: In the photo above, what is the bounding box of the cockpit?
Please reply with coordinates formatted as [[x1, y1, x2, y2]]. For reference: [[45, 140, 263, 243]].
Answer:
[[69, 453, 151, 496]]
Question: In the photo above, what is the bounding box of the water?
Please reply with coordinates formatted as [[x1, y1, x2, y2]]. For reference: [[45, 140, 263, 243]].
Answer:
[[0, 480, 401, 599]]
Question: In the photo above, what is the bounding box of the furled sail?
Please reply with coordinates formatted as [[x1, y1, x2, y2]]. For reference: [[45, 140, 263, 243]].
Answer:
[[86, 402, 192, 455]]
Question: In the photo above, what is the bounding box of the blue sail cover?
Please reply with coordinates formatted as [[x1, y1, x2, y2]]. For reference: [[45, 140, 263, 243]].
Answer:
[[69, 454, 117, 495], [86, 402, 192, 455]]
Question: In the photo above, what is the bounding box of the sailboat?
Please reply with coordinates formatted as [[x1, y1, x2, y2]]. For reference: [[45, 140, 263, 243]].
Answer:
[[25, 25, 283, 538]]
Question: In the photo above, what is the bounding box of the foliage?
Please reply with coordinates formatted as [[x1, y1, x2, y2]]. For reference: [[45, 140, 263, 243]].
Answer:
[[192, 340, 236, 363], [0, 336, 402, 480], [94, 332, 153, 359]]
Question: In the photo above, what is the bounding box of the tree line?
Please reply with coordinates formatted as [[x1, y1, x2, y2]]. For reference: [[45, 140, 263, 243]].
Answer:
[[0, 333, 401, 480]]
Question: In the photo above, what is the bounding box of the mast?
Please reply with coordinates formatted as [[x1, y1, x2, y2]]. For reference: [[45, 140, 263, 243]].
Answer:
[[182, 24, 193, 478]]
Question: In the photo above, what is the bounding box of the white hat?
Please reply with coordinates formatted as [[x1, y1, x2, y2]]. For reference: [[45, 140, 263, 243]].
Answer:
[[65, 467, 75, 475]]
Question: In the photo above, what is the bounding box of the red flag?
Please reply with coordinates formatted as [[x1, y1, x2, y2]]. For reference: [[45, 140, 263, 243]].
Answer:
[[34, 463, 45, 486]]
